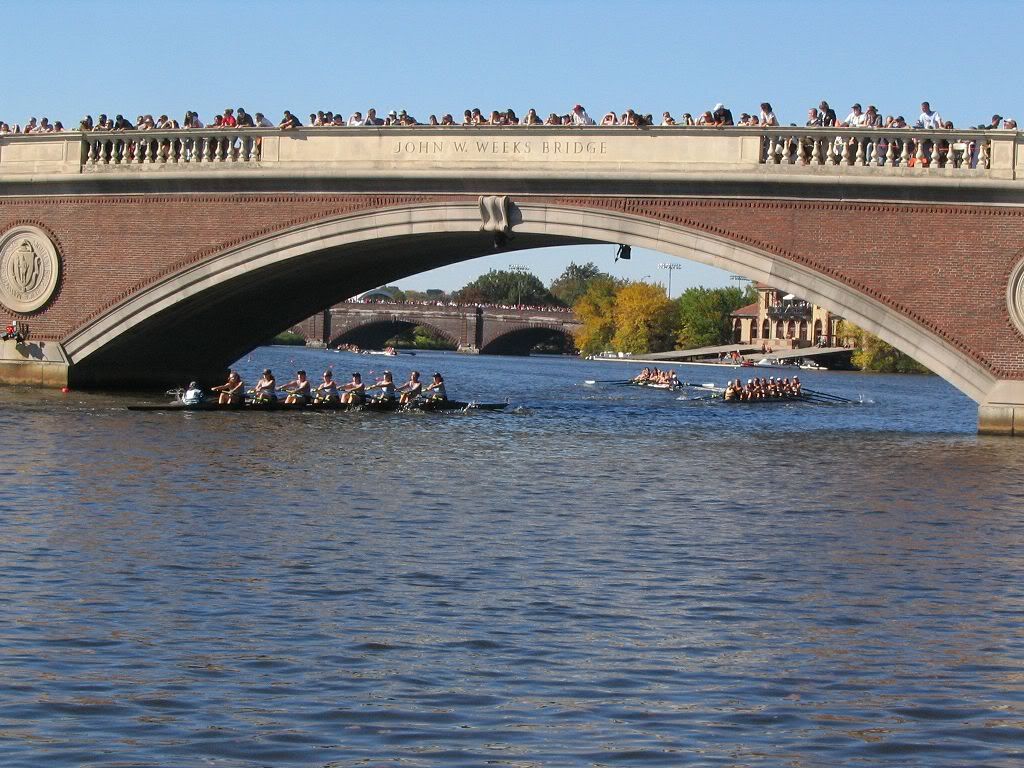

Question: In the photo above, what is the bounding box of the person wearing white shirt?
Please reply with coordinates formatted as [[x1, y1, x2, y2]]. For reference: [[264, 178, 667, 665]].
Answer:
[[182, 381, 204, 405], [759, 102, 778, 127], [347, 111, 363, 126], [571, 104, 595, 126], [844, 103, 867, 127], [917, 102, 943, 129], [254, 112, 273, 128]]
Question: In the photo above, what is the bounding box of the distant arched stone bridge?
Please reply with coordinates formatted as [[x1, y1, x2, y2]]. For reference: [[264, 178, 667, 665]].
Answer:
[[295, 302, 580, 355]]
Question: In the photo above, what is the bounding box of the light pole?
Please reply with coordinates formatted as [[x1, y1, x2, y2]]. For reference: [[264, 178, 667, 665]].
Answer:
[[658, 262, 684, 298], [509, 264, 528, 307]]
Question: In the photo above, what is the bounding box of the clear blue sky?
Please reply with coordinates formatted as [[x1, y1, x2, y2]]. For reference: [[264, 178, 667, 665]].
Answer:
[[7, 0, 1022, 296]]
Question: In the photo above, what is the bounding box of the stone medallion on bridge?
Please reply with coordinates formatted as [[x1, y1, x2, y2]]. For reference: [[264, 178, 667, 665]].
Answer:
[[0, 225, 61, 314], [1010, 254, 1024, 340]]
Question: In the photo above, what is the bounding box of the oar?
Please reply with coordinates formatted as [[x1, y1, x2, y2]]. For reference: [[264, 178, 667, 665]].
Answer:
[[802, 388, 858, 404], [583, 379, 633, 385]]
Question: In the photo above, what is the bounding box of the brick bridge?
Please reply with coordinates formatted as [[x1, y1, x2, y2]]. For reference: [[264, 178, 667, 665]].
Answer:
[[295, 302, 580, 354], [2, 124, 1024, 433]]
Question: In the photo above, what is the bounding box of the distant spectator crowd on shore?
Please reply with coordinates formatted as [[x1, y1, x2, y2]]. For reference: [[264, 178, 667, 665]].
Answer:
[[0, 99, 1018, 136]]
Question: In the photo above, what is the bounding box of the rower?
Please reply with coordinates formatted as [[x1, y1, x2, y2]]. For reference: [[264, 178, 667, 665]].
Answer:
[[251, 369, 276, 404], [211, 370, 245, 405], [423, 372, 447, 401], [366, 370, 397, 401], [315, 370, 340, 403], [280, 369, 311, 404], [182, 380, 204, 405], [340, 372, 365, 404], [398, 370, 422, 404], [792, 376, 802, 396]]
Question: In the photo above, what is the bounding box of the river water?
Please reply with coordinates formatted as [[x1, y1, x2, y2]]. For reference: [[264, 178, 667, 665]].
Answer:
[[1, 347, 1022, 767]]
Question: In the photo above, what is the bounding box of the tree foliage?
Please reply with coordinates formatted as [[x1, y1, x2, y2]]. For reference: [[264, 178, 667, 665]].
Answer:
[[611, 282, 676, 354], [839, 322, 930, 374], [674, 285, 757, 349], [550, 261, 610, 307], [454, 269, 559, 306], [572, 276, 623, 354]]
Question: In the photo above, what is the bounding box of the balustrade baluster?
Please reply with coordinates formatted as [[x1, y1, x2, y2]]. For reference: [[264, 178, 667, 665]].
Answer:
[[797, 136, 807, 165], [915, 136, 926, 168], [855, 137, 866, 165], [810, 137, 821, 165], [900, 138, 911, 166], [979, 140, 990, 170], [826, 137, 837, 165], [840, 137, 850, 165], [885, 139, 896, 167], [86, 139, 98, 166]]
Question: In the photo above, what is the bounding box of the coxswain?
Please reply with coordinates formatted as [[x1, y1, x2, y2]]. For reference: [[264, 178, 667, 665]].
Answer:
[[667, 369, 681, 389], [340, 372, 365, 404], [398, 370, 422, 404], [366, 370, 397, 401], [315, 370, 340, 403], [211, 370, 245, 405], [182, 380, 204, 405], [280, 369, 311, 404], [423, 372, 447, 401], [251, 369, 276, 404]]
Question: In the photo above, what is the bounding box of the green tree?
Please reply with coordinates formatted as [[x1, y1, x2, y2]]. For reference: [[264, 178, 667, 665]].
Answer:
[[839, 321, 930, 373], [674, 285, 757, 348], [611, 282, 675, 354], [454, 269, 559, 306], [572, 276, 623, 354], [550, 261, 610, 307]]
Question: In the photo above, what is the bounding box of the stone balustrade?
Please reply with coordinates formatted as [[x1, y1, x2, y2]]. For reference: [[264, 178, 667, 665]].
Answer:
[[0, 126, 1020, 181], [760, 127, 999, 172]]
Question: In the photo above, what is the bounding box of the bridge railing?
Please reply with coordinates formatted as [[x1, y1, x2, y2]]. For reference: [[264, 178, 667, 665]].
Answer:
[[758, 127, 1001, 173], [0, 126, 1020, 180]]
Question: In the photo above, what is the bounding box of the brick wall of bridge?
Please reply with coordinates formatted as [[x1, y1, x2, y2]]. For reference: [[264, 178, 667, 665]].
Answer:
[[1, 193, 1023, 378]]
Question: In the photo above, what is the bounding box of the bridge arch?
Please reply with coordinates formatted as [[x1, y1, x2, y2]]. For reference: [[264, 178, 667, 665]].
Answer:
[[479, 323, 576, 356], [63, 200, 995, 403], [328, 317, 460, 350]]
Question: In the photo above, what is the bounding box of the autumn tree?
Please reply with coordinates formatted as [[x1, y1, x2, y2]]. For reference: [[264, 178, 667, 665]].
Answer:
[[674, 285, 757, 348], [454, 269, 559, 306], [550, 261, 610, 307], [839, 321, 930, 373], [611, 282, 675, 354], [572, 276, 623, 354]]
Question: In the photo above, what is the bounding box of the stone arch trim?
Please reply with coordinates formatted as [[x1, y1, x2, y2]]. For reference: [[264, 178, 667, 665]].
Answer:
[[63, 199, 998, 403]]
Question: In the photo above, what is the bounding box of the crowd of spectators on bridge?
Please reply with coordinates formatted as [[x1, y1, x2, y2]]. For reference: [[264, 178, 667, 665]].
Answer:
[[0, 99, 1018, 136]]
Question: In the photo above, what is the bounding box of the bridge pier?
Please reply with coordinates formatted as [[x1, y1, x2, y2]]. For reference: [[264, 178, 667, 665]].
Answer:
[[0, 339, 69, 387], [978, 382, 1024, 436]]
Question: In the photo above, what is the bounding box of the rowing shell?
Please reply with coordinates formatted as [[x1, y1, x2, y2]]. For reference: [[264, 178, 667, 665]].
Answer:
[[127, 398, 508, 413]]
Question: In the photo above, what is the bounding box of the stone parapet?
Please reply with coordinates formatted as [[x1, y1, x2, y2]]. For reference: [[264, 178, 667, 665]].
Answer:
[[1, 126, 1020, 183]]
